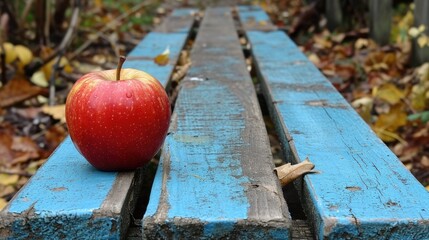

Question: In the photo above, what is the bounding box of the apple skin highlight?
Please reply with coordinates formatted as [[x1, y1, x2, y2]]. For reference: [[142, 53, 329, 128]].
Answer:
[[65, 69, 171, 171]]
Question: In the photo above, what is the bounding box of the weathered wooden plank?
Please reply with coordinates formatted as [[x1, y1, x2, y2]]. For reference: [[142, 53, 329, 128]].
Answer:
[[124, 33, 189, 87], [0, 9, 195, 239], [236, 6, 277, 31], [124, 8, 195, 87], [240, 7, 429, 238], [143, 7, 291, 239], [0, 137, 140, 239]]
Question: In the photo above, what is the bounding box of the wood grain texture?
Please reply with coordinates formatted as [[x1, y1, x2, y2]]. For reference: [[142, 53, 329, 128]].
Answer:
[[239, 6, 429, 239], [0, 9, 195, 240], [143, 7, 291, 239]]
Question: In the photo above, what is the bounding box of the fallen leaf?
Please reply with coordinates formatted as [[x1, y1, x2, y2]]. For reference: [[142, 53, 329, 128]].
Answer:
[[352, 97, 373, 123], [373, 104, 407, 142], [0, 42, 16, 64], [14, 45, 33, 66], [30, 70, 48, 87], [154, 46, 170, 66], [374, 83, 405, 105], [408, 27, 421, 38], [0, 185, 15, 198], [0, 198, 6, 210], [355, 38, 369, 49], [274, 158, 316, 187], [417, 35, 429, 48], [42, 104, 66, 123], [43, 56, 73, 80], [421, 156, 429, 167], [0, 174, 19, 185], [0, 132, 14, 166], [11, 136, 39, 158], [0, 76, 45, 108]]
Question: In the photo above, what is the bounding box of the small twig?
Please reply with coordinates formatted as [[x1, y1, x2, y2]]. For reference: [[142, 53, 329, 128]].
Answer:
[[69, 0, 153, 60], [25, 0, 81, 77], [49, 50, 64, 106], [44, 0, 51, 46], [20, 0, 35, 28]]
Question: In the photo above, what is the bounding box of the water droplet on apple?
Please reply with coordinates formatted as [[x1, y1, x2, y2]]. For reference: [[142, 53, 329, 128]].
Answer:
[[126, 92, 133, 98]]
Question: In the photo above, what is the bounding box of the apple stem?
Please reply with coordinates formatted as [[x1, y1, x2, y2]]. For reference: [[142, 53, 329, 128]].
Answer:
[[116, 56, 126, 81]]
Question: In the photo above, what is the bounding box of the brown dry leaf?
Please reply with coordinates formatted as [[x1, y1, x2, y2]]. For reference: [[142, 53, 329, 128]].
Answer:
[[154, 46, 170, 66], [274, 158, 315, 187], [44, 125, 67, 153], [42, 104, 66, 123], [0, 133, 14, 166], [421, 156, 429, 167], [0, 76, 45, 108], [374, 83, 405, 105], [335, 64, 356, 81], [11, 136, 39, 160], [13, 107, 42, 119], [313, 35, 332, 49]]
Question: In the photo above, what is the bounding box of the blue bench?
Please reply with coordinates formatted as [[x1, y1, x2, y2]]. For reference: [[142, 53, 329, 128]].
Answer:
[[238, 5, 429, 239], [1, 5, 429, 240], [0, 8, 195, 239]]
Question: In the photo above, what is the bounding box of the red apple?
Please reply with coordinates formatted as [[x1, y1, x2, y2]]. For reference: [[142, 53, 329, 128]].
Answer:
[[65, 56, 170, 171]]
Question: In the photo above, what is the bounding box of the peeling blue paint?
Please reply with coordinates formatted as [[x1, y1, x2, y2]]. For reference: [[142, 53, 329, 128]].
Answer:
[[9, 137, 117, 216], [242, 10, 429, 238], [123, 32, 189, 87]]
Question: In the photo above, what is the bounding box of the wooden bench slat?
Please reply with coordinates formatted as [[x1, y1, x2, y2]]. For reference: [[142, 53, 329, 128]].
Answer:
[[143, 7, 291, 239], [0, 9, 195, 239], [124, 32, 189, 87], [238, 6, 429, 239]]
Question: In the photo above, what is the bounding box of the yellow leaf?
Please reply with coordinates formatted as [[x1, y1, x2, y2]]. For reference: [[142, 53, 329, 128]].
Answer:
[[308, 53, 321, 65], [0, 42, 17, 64], [373, 104, 407, 142], [42, 56, 73, 79], [410, 82, 429, 110], [14, 45, 33, 66], [355, 38, 369, 49], [30, 70, 48, 87], [42, 104, 66, 123], [417, 35, 429, 48], [0, 198, 7, 211], [373, 83, 405, 105], [352, 97, 373, 123], [408, 27, 420, 38], [0, 174, 19, 185], [154, 46, 170, 66], [426, 185, 429, 191]]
